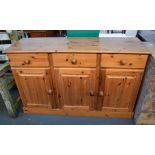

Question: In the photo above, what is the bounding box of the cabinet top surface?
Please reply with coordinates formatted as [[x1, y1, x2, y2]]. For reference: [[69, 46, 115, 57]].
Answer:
[[4, 37, 151, 54]]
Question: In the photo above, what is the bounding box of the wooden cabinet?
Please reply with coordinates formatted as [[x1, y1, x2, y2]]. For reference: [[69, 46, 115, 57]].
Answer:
[[54, 68, 96, 110], [23, 30, 59, 37], [12, 68, 54, 108], [99, 69, 143, 112], [8, 54, 148, 118], [5, 38, 150, 118]]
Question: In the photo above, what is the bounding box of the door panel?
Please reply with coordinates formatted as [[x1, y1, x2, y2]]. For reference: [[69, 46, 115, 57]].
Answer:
[[99, 69, 143, 112], [12, 68, 54, 108], [54, 68, 96, 110]]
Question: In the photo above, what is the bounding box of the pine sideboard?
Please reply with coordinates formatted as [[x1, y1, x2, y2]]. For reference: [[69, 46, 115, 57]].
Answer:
[[5, 38, 150, 118]]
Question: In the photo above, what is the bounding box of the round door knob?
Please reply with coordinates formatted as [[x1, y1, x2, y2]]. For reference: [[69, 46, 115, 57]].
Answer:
[[24, 59, 31, 64], [119, 59, 126, 65], [47, 89, 53, 95], [71, 58, 77, 65], [99, 91, 104, 97], [89, 90, 94, 96]]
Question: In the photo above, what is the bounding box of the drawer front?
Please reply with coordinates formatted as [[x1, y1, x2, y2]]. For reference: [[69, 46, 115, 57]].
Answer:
[[101, 54, 148, 69], [52, 53, 97, 67], [8, 54, 49, 67]]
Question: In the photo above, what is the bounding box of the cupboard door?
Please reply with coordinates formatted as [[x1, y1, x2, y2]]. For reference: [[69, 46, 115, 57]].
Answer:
[[54, 68, 96, 110], [99, 69, 143, 112], [12, 68, 54, 108]]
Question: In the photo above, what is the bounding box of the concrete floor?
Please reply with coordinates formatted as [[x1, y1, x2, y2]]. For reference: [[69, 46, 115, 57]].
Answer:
[[0, 111, 133, 125]]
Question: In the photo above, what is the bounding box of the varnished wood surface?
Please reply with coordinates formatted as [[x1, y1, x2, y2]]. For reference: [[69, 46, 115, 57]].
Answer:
[[12, 68, 54, 108], [8, 52, 148, 118], [101, 54, 148, 69], [23, 30, 58, 37], [52, 53, 97, 67], [4, 37, 151, 54], [53, 68, 96, 110], [8, 53, 49, 67], [23, 107, 133, 118], [5, 38, 150, 118], [99, 69, 143, 112]]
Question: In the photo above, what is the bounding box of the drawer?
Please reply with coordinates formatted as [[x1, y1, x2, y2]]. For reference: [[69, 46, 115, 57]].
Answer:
[[52, 53, 97, 67], [8, 54, 49, 67], [101, 54, 148, 69]]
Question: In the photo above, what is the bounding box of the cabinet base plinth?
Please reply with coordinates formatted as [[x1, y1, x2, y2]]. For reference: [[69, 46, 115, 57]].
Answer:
[[23, 107, 133, 119]]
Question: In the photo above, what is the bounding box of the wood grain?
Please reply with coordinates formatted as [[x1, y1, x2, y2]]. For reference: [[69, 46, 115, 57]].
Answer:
[[5, 38, 151, 54], [101, 54, 148, 69], [24, 30, 58, 37], [12, 68, 54, 108], [52, 53, 97, 67], [8, 54, 49, 67], [23, 107, 133, 118], [53, 68, 97, 110], [6, 37, 150, 118], [99, 68, 144, 112]]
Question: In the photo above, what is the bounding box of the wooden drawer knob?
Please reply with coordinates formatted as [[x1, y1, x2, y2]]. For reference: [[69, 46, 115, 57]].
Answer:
[[71, 58, 77, 65], [89, 90, 94, 96], [119, 59, 126, 65], [47, 89, 53, 95], [99, 91, 104, 96], [24, 59, 31, 64]]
